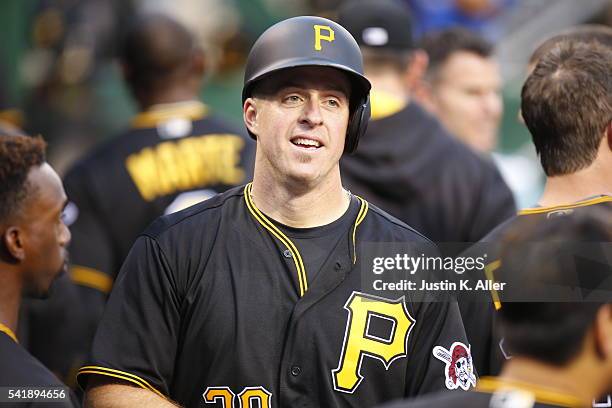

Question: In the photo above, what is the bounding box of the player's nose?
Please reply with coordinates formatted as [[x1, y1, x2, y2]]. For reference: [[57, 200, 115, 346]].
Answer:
[[298, 95, 324, 127]]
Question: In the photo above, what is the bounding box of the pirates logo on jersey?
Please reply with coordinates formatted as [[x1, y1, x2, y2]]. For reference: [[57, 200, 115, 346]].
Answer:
[[433, 342, 476, 391]]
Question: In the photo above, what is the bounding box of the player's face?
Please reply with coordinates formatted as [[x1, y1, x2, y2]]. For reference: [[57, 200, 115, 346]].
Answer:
[[430, 51, 503, 153], [455, 356, 469, 384], [20, 163, 71, 298], [245, 66, 350, 186]]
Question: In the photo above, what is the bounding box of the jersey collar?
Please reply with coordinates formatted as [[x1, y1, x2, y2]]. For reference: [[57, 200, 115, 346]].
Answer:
[[519, 195, 612, 215], [131, 101, 208, 129], [0, 323, 18, 343], [477, 376, 583, 407], [242, 182, 368, 297]]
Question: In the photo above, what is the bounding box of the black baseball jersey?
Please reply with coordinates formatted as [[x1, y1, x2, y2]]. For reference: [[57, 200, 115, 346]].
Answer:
[[78, 184, 472, 408], [0, 328, 77, 407], [341, 92, 516, 243], [461, 196, 612, 377], [25, 101, 255, 386], [65, 101, 255, 288], [378, 377, 583, 408]]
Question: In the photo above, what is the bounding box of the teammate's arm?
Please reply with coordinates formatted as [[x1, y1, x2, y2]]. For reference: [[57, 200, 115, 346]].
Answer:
[[84, 378, 181, 408]]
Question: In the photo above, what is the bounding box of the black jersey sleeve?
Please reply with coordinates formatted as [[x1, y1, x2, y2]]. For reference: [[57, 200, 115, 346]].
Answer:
[[77, 235, 181, 398], [406, 299, 476, 395]]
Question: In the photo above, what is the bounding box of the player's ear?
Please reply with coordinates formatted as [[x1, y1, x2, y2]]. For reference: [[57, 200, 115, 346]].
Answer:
[[606, 122, 612, 151], [594, 305, 612, 360], [2, 226, 25, 262], [191, 47, 206, 79], [244, 98, 259, 136], [403, 49, 428, 92]]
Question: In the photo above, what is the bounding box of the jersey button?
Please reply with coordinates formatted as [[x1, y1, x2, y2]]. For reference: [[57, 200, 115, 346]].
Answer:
[[334, 261, 342, 270], [283, 250, 292, 258], [290, 365, 302, 376]]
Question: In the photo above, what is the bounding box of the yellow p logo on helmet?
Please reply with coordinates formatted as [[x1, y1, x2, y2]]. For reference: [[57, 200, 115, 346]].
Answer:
[[314, 25, 335, 51]]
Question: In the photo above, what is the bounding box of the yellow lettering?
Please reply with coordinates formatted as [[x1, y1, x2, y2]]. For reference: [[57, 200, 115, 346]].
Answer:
[[238, 387, 271, 408], [125, 147, 159, 201], [332, 292, 415, 393], [203, 387, 234, 407], [314, 25, 334, 51], [125, 134, 246, 201]]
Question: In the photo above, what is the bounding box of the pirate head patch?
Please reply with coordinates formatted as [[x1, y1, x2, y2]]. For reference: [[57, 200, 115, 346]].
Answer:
[[433, 342, 476, 391]]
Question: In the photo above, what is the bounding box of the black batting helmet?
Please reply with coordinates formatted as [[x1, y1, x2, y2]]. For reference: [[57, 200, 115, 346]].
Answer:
[[242, 16, 371, 153]]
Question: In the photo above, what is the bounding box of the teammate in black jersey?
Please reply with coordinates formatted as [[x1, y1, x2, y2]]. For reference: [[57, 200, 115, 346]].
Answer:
[[461, 35, 612, 379], [379, 207, 612, 408], [0, 134, 76, 407], [79, 15, 471, 408], [24, 14, 255, 386]]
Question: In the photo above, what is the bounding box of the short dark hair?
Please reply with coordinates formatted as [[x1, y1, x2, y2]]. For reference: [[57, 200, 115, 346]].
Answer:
[[521, 40, 612, 176], [0, 134, 47, 223], [497, 206, 612, 365], [120, 14, 197, 93], [529, 24, 612, 66], [419, 27, 494, 81], [361, 48, 413, 74]]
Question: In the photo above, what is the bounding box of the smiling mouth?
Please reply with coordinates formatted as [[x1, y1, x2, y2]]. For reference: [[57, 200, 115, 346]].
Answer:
[[290, 137, 322, 149]]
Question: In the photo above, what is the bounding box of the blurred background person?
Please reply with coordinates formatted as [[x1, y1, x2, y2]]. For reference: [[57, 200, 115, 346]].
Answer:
[[417, 27, 542, 208], [0, 134, 76, 407], [338, 0, 516, 243], [24, 13, 255, 390], [417, 28, 501, 154], [379, 206, 612, 408]]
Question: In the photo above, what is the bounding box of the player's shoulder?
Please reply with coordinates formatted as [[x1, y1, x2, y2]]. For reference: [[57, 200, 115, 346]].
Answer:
[[378, 390, 491, 408], [361, 198, 432, 243], [142, 185, 246, 239], [0, 333, 65, 387]]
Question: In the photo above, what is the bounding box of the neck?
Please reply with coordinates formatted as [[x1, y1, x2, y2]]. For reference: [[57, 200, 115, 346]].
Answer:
[[0, 269, 22, 335], [539, 161, 612, 207], [500, 357, 600, 407], [250, 169, 350, 228], [138, 86, 201, 111], [365, 72, 410, 103]]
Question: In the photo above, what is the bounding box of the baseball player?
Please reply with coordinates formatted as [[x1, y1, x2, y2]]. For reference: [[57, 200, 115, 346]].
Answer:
[[380, 207, 612, 408], [78, 16, 471, 408], [0, 134, 77, 407], [462, 34, 612, 379], [24, 14, 255, 385], [337, 0, 516, 243]]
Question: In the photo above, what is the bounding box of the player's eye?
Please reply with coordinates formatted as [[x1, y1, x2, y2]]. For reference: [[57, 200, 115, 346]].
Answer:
[[326, 99, 340, 108], [283, 94, 302, 104]]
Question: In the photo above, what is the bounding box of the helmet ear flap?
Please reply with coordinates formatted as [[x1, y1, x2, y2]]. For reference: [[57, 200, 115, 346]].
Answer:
[[344, 95, 370, 154]]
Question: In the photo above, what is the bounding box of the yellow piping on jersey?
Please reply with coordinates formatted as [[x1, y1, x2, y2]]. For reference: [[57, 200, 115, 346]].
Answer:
[[244, 183, 308, 297], [484, 260, 502, 310], [352, 197, 369, 264], [77, 366, 165, 398], [519, 196, 612, 215], [0, 323, 17, 343], [70, 265, 113, 294], [131, 101, 208, 128], [477, 377, 582, 407]]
